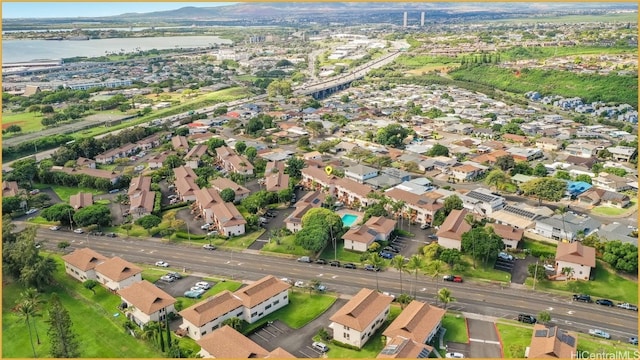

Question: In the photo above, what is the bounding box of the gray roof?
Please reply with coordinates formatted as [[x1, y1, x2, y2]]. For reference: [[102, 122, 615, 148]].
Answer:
[[597, 223, 638, 246], [537, 213, 601, 235], [365, 174, 402, 189]]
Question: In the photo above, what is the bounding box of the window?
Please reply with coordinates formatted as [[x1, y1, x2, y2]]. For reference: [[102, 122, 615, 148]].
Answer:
[[265, 304, 272, 310], [344, 333, 350, 340], [237, 311, 243, 317], [202, 331, 207, 335], [273, 300, 279, 305], [284, 295, 288, 299], [251, 312, 257, 317]]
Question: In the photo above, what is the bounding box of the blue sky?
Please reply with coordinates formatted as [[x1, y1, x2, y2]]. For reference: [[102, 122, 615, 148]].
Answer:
[[2, 2, 235, 19]]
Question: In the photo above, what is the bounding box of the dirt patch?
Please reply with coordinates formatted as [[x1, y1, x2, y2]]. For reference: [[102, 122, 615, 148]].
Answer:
[[2, 121, 26, 129]]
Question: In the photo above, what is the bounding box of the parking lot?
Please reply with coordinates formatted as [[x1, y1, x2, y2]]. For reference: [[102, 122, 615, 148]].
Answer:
[[153, 274, 210, 298]]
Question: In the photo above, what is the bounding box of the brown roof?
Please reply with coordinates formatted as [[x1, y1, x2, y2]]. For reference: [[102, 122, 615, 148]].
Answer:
[[335, 178, 375, 198], [342, 225, 377, 244], [61, 248, 107, 271], [488, 223, 524, 242], [2, 181, 19, 197], [69, 192, 94, 210], [527, 324, 577, 358], [266, 347, 296, 358], [452, 164, 480, 173], [179, 290, 243, 327], [148, 151, 175, 164], [94, 256, 143, 282], [117, 280, 176, 315], [211, 202, 246, 227], [384, 188, 443, 212], [502, 133, 528, 143], [555, 241, 596, 268], [128, 175, 151, 195], [174, 166, 200, 196], [210, 178, 250, 197], [265, 160, 285, 174], [185, 144, 208, 160], [195, 187, 223, 209], [383, 300, 445, 343], [197, 325, 269, 358], [171, 135, 189, 150], [329, 288, 393, 331], [234, 275, 291, 309], [376, 336, 434, 358], [265, 171, 290, 192], [52, 166, 120, 180], [436, 209, 471, 241], [76, 157, 95, 167], [365, 216, 397, 235], [129, 190, 155, 214]]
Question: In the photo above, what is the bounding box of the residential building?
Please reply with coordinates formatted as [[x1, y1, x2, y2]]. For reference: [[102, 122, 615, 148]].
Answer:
[[234, 275, 291, 324], [535, 213, 601, 242], [61, 248, 107, 282], [173, 166, 200, 201], [342, 215, 396, 252], [329, 288, 394, 349], [216, 146, 254, 175], [128, 175, 151, 196], [365, 216, 397, 241], [335, 178, 377, 208], [76, 157, 96, 169], [525, 324, 577, 358], [69, 192, 94, 210], [488, 223, 523, 249], [264, 161, 290, 193], [597, 223, 638, 246], [184, 144, 208, 168], [118, 280, 176, 328], [592, 173, 632, 192], [554, 241, 596, 280], [194, 188, 224, 224], [2, 180, 19, 197], [450, 164, 485, 182], [436, 209, 471, 250], [384, 188, 443, 226], [180, 290, 244, 340], [148, 151, 174, 169], [94, 256, 143, 291], [284, 190, 326, 233], [51, 166, 121, 185], [171, 135, 190, 151], [345, 164, 379, 183], [129, 190, 155, 218], [136, 133, 164, 150], [564, 143, 598, 158], [462, 188, 505, 215], [210, 178, 250, 202], [197, 325, 294, 358], [489, 204, 548, 230], [303, 151, 323, 161], [506, 147, 543, 161], [607, 146, 637, 162], [534, 137, 562, 151], [510, 174, 538, 185], [301, 165, 336, 190], [95, 143, 138, 164], [382, 300, 445, 345], [210, 202, 246, 237], [377, 336, 434, 359], [578, 188, 630, 208]]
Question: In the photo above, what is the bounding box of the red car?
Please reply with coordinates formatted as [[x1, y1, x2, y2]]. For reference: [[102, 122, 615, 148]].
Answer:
[[443, 275, 463, 283]]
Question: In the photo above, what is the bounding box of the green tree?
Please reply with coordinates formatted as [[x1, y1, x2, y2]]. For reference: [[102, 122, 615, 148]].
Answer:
[[602, 241, 638, 273], [83, 279, 99, 294], [495, 155, 515, 171], [21, 287, 44, 345], [443, 195, 463, 215], [164, 155, 185, 169], [220, 188, 236, 203], [47, 293, 80, 358], [221, 317, 243, 331], [528, 263, 546, 281], [235, 141, 247, 155], [285, 157, 305, 178], [438, 248, 462, 267], [244, 147, 257, 162], [461, 226, 504, 265], [554, 170, 571, 180], [376, 124, 410, 148], [485, 169, 510, 191], [73, 205, 111, 227], [437, 288, 455, 310], [533, 163, 548, 177], [574, 174, 592, 184], [406, 255, 425, 297], [57, 241, 70, 251], [430, 260, 445, 304], [297, 136, 310, 148], [510, 162, 533, 176], [135, 215, 162, 234], [391, 255, 408, 294], [537, 310, 551, 324], [427, 143, 449, 157], [501, 122, 525, 135], [40, 203, 75, 227], [396, 293, 413, 309], [367, 253, 386, 291], [17, 301, 38, 358], [520, 177, 567, 205], [207, 138, 226, 152]]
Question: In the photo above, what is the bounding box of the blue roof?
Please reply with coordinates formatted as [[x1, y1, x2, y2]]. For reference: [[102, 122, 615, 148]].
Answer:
[[566, 181, 592, 195]]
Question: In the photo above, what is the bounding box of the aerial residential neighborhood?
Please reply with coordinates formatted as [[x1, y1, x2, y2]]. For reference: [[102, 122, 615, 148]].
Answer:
[[2, 2, 638, 359]]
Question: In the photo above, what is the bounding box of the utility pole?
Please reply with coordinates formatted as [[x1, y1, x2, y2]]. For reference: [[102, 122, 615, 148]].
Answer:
[[68, 208, 74, 232], [533, 259, 539, 290]]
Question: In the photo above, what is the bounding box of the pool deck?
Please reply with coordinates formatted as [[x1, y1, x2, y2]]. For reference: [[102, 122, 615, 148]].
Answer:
[[336, 209, 365, 228]]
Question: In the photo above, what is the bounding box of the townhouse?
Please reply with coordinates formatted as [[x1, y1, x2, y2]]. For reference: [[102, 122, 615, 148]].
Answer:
[[264, 160, 290, 192], [342, 216, 396, 252], [128, 175, 155, 218], [184, 144, 208, 169], [384, 188, 443, 226], [345, 164, 379, 184], [210, 201, 246, 237], [284, 190, 326, 233], [233, 275, 291, 324], [301, 165, 336, 190], [76, 157, 96, 169], [377, 336, 434, 359], [94, 256, 143, 291], [118, 280, 176, 328], [2, 180, 20, 197], [525, 325, 577, 358], [193, 188, 224, 224], [216, 146, 254, 175], [179, 290, 244, 340], [197, 325, 294, 358], [554, 241, 596, 281], [51, 166, 122, 185], [334, 178, 377, 209], [61, 248, 107, 282], [329, 288, 394, 349], [488, 223, 523, 249], [210, 178, 250, 202], [173, 166, 200, 201], [136, 133, 164, 151], [382, 300, 445, 346], [95, 143, 138, 164], [436, 209, 471, 251], [148, 151, 175, 169], [69, 192, 94, 210], [171, 135, 190, 152]]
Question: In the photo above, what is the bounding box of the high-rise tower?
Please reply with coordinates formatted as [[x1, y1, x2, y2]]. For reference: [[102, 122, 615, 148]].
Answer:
[[403, 12, 408, 27], [421, 12, 425, 26]]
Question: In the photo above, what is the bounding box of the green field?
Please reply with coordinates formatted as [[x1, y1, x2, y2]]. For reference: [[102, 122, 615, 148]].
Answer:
[[496, 323, 533, 358], [591, 198, 637, 216], [1, 112, 45, 134], [442, 313, 469, 344], [33, 184, 105, 202]]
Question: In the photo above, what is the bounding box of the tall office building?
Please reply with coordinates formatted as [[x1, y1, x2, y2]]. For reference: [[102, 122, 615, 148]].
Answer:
[[421, 12, 425, 26], [403, 12, 408, 27]]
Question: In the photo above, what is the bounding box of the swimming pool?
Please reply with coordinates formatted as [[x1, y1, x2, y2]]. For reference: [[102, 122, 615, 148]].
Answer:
[[341, 214, 358, 227]]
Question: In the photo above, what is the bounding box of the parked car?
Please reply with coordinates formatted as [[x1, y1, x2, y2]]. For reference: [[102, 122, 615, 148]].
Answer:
[[297, 256, 311, 263], [29, 189, 40, 195], [203, 244, 217, 250], [49, 225, 61, 231], [379, 251, 393, 259], [427, 234, 438, 240], [573, 294, 592, 303], [445, 352, 465, 358], [315, 284, 327, 292], [364, 264, 380, 272], [160, 275, 175, 282], [207, 231, 219, 237], [184, 289, 205, 299], [383, 246, 400, 254], [498, 252, 514, 261], [316, 258, 327, 265], [517, 314, 537, 324], [617, 303, 638, 311], [195, 281, 211, 290], [383, 291, 395, 300], [629, 337, 638, 345], [543, 264, 555, 271], [343, 263, 356, 269], [25, 208, 39, 215], [73, 228, 84, 234], [443, 275, 463, 283], [155, 261, 169, 267], [294, 280, 305, 288], [167, 272, 182, 280], [595, 299, 614, 307], [312, 342, 329, 353], [420, 223, 430, 229], [200, 223, 212, 230], [90, 231, 104, 236], [589, 329, 611, 339], [105, 232, 117, 238], [329, 260, 341, 267]]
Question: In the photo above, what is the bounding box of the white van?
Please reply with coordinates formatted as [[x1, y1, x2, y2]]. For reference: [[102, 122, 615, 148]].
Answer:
[[312, 342, 329, 352]]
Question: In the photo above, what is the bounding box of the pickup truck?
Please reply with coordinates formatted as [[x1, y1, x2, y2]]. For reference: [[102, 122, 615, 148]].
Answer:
[[617, 303, 638, 311], [589, 329, 611, 339]]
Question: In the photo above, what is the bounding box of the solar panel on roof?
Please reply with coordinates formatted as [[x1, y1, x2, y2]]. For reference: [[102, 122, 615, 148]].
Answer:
[[548, 327, 556, 337], [312, 199, 320, 204], [417, 348, 431, 358], [504, 205, 537, 219], [467, 190, 499, 203], [557, 332, 576, 347], [534, 329, 548, 337], [380, 345, 399, 355]]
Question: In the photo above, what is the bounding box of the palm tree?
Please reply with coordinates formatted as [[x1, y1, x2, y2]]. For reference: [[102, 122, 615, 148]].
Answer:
[[391, 255, 408, 294], [391, 200, 405, 229], [561, 267, 574, 281], [397, 293, 413, 309], [437, 288, 455, 310], [464, 214, 477, 269], [555, 206, 569, 242], [431, 260, 445, 304], [221, 317, 242, 331], [308, 279, 321, 295], [406, 255, 425, 297], [367, 253, 386, 291], [21, 288, 43, 344], [17, 301, 37, 357]]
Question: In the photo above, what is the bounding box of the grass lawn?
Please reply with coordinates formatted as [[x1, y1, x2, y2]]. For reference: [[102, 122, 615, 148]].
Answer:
[[522, 238, 557, 258], [211, 229, 265, 250], [26, 216, 57, 225], [260, 234, 310, 256], [442, 313, 469, 344], [319, 239, 369, 263], [577, 333, 638, 353], [496, 323, 533, 358], [33, 184, 105, 202], [1, 111, 44, 133], [2, 255, 160, 358], [177, 280, 243, 309], [458, 256, 512, 284], [525, 260, 638, 303], [591, 198, 637, 216]]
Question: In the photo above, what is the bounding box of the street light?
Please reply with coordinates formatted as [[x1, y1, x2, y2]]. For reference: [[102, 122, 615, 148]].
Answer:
[[533, 259, 539, 290]]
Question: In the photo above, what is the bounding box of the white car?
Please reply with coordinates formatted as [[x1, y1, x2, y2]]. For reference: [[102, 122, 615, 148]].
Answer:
[[446, 353, 465, 358], [25, 208, 38, 215], [201, 223, 212, 230], [543, 264, 555, 271], [49, 225, 61, 231], [294, 281, 305, 288], [155, 261, 169, 267], [195, 281, 211, 290], [73, 228, 84, 234]]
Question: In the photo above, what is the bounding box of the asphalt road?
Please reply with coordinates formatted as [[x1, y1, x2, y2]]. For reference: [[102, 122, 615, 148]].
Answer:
[[25, 223, 638, 342]]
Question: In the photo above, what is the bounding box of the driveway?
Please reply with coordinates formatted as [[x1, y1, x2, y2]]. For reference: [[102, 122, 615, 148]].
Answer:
[[248, 206, 295, 251], [511, 255, 538, 284], [248, 298, 348, 358], [154, 275, 206, 298], [466, 318, 502, 358]]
